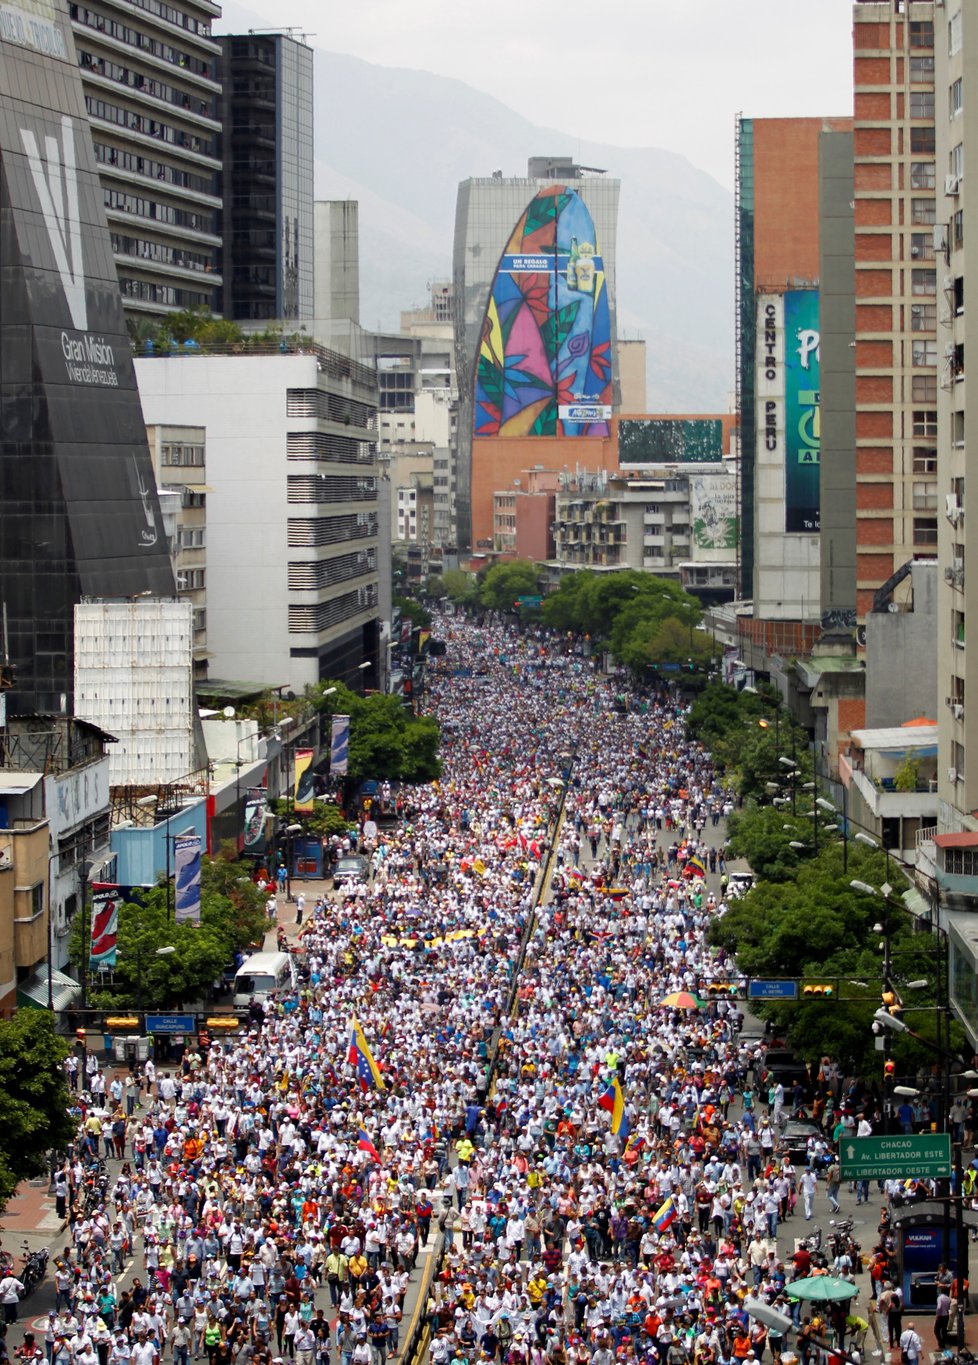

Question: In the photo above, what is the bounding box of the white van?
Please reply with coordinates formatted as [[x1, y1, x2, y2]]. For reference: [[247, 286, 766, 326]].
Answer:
[[233, 951, 295, 1009]]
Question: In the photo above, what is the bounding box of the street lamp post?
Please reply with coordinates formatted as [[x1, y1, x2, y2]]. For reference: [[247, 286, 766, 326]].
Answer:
[[284, 822, 302, 902], [860, 875, 968, 1348]]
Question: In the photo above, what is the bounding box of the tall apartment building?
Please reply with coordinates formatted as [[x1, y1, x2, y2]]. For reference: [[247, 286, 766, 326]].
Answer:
[[851, 2, 939, 625], [219, 32, 314, 322], [929, 2, 977, 872], [453, 157, 620, 551], [70, 0, 223, 316], [136, 343, 380, 691]]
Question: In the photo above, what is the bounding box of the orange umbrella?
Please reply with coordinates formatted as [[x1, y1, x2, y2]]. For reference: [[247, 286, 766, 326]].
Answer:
[[658, 990, 703, 1010], [901, 716, 936, 727]]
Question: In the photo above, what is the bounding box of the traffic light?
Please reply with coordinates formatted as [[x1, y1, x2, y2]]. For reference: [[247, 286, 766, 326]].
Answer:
[[802, 983, 834, 998], [707, 982, 741, 998], [881, 982, 903, 1022], [884, 1059, 896, 1078]]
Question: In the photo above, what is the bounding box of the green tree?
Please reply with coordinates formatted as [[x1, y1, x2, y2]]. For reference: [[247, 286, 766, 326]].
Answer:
[[709, 830, 955, 1074], [479, 559, 542, 612], [71, 858, 268, 1010], [441, 568, 479, 610], [541, 569, 699, 649], [307, 681, 442, 784], [0, 1011, 74, 1209], [393, 595, 432, 629], [614, 613, 717, 677], [425, 575, 446, 600], [273, 798, 350, 840]]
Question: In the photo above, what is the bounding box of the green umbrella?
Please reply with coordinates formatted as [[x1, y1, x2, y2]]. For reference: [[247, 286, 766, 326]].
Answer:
[[786, 1275, 858, 1303]]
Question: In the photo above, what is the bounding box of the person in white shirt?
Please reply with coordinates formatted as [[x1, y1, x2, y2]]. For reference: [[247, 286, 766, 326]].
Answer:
[[0, 1272, 25, 1323]]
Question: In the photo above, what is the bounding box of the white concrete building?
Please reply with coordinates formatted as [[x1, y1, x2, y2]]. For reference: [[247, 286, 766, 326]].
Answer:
[[136, 344, 380, 692]]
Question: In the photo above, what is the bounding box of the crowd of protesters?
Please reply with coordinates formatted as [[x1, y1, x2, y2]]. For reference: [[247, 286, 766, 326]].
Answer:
[[10, 618, 968, 1365]]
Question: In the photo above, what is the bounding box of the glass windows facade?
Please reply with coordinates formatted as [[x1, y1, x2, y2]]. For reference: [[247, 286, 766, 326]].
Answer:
[[220, 34, 314, 321], [0, 21, 175, 712]]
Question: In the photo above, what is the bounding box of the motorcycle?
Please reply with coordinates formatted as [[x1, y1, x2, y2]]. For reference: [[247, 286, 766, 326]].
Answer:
[[17, 1245, 48, 1297], [828, 1217, 862, 1272]]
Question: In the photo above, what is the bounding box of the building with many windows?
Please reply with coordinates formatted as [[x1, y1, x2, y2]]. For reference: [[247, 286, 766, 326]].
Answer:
[[850, 2, 939, 622], [219, 31, 314, 322], [136, 342, 380, 691], [70, 0, 223, 316], [145, 424, 209, 678]]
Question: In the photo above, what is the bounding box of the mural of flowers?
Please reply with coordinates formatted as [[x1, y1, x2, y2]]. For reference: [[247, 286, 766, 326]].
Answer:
[[474, 185, 613, 439]]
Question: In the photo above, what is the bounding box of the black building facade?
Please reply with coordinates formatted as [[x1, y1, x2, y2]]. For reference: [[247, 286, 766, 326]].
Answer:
[[219, 32, 314, 322], [0, 0, 175, 713]]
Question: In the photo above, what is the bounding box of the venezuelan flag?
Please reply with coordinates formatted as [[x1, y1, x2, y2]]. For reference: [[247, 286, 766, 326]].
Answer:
[[347, 1016, 386, 1091], [357, 1127, 382, 1163], [685, 855, 706, 878], [652, 1195, 676, 1232], [598, 1077, 629, 1138]]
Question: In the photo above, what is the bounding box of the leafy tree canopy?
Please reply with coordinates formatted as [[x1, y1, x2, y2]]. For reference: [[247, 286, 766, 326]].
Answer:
[[478, 560, 542, 612], [440, 568, 479, 609], [0, 1011, 74, 1210], [686, 682, 811, 801], [542, 570, 698, 646], [307, 681, 442, 784], [613, 614, 717, 677], [71, 855, 269, 1010], [709, 818, 957, 1076], [393, 595, 432, 629]]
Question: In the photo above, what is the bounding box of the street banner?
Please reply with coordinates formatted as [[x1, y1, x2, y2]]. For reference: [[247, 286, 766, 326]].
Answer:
[[293, 747, 315, 812], [89, 883, 119, 969], [174, 834, 201, 923], [330, 716, 349, 776], [242, 789, 267, 855]]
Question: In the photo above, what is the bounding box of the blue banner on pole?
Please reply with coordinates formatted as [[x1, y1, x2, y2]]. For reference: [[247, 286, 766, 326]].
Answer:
[[174, 834, 201, 924], [330, 714, 349, 776]]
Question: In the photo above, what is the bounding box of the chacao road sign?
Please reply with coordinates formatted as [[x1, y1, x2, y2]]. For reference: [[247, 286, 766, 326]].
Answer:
[[840, 1133, 951, 1180]]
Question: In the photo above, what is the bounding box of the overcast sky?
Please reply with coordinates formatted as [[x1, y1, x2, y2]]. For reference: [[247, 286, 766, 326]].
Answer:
[[218, 0, 856, 188]]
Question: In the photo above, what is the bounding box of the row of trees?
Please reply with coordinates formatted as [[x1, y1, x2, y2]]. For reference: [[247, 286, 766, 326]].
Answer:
[[712, 804, 957, 1078], [687, 681, 812, 804], [693, 676, 959, 1078], [425, 562, 719, 677]]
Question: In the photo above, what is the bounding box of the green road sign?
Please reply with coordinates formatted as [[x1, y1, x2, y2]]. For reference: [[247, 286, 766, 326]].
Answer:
[[516, 596, 543, 608], [839, 1133, 951, 1180]]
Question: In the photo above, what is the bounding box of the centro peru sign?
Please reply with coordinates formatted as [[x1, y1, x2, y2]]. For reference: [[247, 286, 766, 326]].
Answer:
[[840, 1133, 952, 1181]]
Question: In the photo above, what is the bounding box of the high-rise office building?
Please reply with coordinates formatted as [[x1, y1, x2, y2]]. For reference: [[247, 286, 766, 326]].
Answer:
[[219, 31, 314, 322], [70, 0, 223, 317], [0, 0, 175, 715], [453, 158, 620, 552], [735, 115, 850, 655]]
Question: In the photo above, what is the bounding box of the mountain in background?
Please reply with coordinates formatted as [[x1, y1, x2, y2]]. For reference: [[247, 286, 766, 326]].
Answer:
[[219, 9, 735, 411]]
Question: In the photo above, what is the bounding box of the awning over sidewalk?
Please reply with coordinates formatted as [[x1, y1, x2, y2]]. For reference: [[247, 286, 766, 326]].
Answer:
[[17, 966, 82, 1012]]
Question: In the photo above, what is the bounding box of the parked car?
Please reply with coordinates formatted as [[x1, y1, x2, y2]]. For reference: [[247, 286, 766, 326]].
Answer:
[[780, 1118, 823, 1166], [332, 853, 369, 889]]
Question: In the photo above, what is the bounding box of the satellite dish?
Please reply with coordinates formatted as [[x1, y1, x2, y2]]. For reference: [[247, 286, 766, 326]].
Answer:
[[223, 706, 236, 719]]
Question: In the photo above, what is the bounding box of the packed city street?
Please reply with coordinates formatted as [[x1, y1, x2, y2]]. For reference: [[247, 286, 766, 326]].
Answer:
[[3, 619, 958, 1365]]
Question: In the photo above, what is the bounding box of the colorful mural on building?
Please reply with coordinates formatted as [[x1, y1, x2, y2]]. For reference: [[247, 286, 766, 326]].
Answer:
[[475, 185, 612, 439]]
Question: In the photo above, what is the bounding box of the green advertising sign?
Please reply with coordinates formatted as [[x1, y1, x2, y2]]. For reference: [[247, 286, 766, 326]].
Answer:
[[783, 290, 820, 534], [839, 1133, 951, 1181]]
